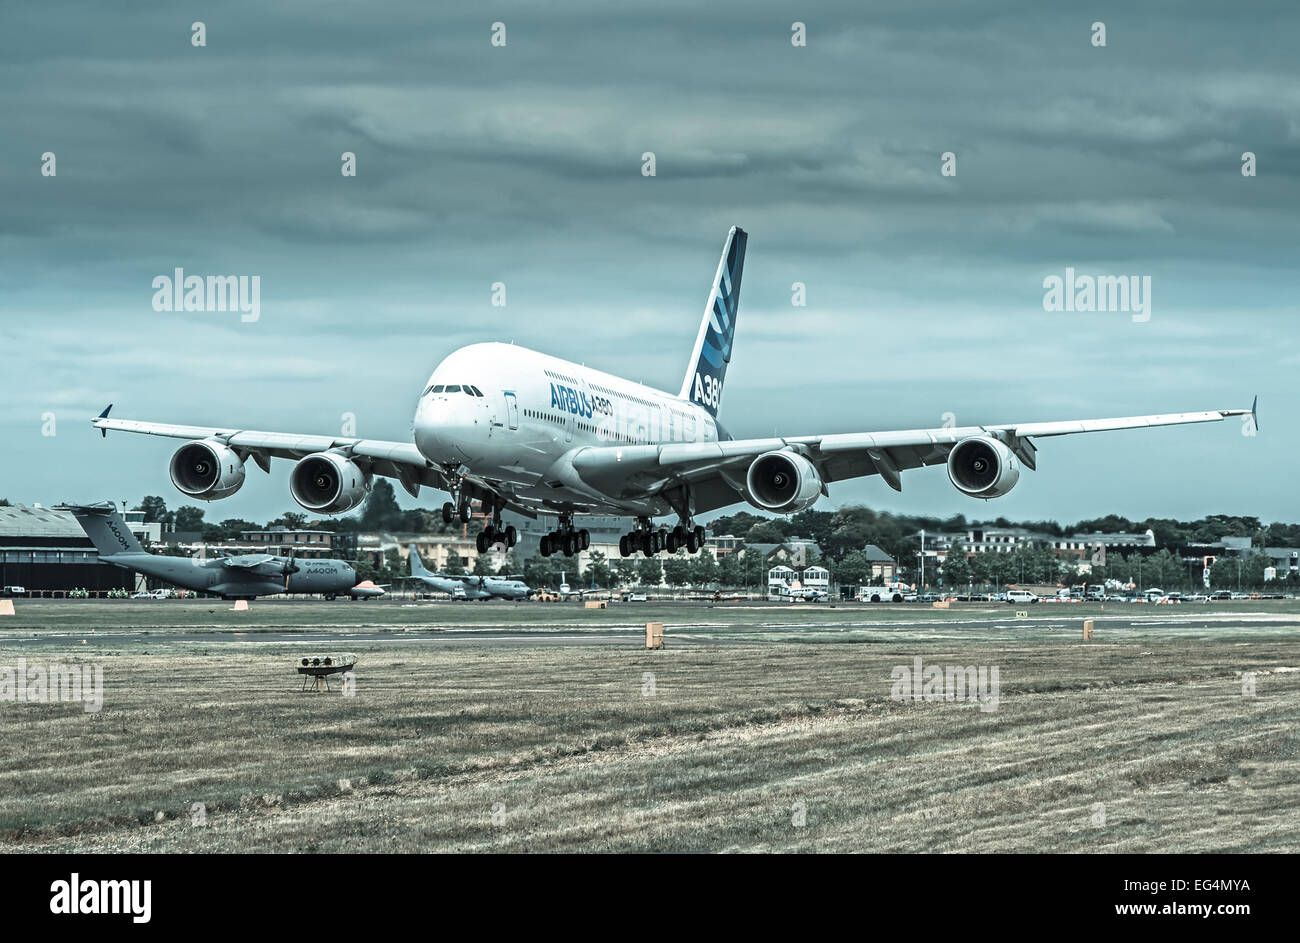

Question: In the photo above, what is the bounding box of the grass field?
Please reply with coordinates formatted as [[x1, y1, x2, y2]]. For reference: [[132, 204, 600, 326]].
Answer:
[[1, 600, 1297, 852]]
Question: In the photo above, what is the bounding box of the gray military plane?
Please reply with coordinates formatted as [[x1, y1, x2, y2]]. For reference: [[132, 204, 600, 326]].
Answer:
[[407, 544, 530, 600], [64, 503, 379, 601]]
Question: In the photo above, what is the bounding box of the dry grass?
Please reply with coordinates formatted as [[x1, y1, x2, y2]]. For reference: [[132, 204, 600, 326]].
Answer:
[[1, 636, 1297, 852]]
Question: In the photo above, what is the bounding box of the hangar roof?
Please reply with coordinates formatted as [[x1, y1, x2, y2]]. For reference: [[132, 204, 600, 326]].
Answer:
[[0, 505, 85, 539]]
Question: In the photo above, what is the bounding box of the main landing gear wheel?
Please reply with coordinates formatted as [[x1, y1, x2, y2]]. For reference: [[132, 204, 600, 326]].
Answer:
[[442, 502, 455, 524]]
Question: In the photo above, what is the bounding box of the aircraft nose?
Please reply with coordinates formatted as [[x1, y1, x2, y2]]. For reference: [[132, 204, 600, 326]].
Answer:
[[415, 395, 476, 462]]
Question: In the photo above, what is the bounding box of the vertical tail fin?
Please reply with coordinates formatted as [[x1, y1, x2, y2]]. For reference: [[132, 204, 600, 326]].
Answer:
[[679, 226, 747, 417], [409, 544, 433, 577], [63, 503, 145, 557]]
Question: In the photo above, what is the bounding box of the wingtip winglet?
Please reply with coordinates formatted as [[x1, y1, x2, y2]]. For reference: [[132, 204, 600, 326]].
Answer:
[[1251, 394, 1258, 431], [97, 404, 112, 420]]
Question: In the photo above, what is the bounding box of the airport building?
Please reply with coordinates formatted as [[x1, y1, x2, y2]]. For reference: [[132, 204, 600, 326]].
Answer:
[[1052, 530, 1157, 560], [0, 504, 136, 595], [862, 544, 899, 582]]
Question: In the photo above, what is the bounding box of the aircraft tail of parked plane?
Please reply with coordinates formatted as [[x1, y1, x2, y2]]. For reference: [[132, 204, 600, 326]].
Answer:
[[69, 503, 146, 557], [679, 226, 746, 417], [409, 544, 432, 578]]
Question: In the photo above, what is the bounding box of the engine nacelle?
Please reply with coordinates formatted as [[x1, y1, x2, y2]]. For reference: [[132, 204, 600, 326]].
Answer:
[[290, 452, 370, 514], [169, 440, 246, 501], [745, 450, 823, 513], [946, 436, 1021, 499]]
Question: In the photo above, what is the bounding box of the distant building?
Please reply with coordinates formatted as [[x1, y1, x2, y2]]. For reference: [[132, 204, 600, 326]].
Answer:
[[862, 544, 898, 582], [1262, 547, 1300, 580], [802, 566, 830, 593], [743, 537, 821, 568], [1053, 529, 1156, 560], [240, 527, 336, 552], [708, 534, 743, 556]]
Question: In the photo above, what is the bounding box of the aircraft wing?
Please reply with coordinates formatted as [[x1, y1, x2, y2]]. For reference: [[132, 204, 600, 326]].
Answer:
[[569, 404, 1255, 514], [219, 554, 279, 569], [91, 407, 447, 498]]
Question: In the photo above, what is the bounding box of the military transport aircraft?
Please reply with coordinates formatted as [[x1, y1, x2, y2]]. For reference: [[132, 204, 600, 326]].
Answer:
[[407, 544, 530, 600], [90, 228, 1256, 561], [64, 503, 379, 600]]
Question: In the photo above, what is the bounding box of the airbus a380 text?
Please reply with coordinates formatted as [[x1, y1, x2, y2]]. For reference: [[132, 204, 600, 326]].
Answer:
[[92, 227, 1256, 559]]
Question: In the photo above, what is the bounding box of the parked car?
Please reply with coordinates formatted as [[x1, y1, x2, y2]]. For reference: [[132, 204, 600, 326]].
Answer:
[[1006, 589, 1039, 604]]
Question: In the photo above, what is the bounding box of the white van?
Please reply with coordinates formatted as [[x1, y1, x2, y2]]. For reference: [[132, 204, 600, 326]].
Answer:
[[1006, 589, 1039, 604]]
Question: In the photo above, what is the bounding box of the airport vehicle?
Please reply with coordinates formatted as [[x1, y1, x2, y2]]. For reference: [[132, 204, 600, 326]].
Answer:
[[2, 586, 26, 597], [407, 544, 530, 600], [63, 503, 375, 601], [858, 585, 906, 603], [621, 591, 648, 602], [130, 589, 170, 600], [90, 228, 1257, 561], [1209, 590, 1233, 600], [1006, 589, 1040, 604]]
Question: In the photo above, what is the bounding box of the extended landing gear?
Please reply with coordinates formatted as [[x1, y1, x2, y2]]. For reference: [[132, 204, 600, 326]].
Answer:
[[538, 514, 589, 558], [618, 519, 707, 557], [476, 497, 517, 553]]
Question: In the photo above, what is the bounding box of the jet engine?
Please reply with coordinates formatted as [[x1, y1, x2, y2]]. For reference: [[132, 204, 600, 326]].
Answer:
[[169, 440, 246, 500], [946, 436, 1020, 499], [290, 452, 370, 514], [745, 450, 823, 513]]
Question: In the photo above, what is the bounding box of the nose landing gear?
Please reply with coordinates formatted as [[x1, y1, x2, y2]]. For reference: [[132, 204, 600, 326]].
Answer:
[[476, 496, 517, 553]]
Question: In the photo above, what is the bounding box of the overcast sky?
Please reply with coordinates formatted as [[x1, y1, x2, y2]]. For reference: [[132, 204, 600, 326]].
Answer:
[[1, 1, 1295, 526]]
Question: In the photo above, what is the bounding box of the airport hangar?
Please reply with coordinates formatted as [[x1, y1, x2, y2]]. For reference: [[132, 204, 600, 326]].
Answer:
[[0, 504, 136, 595]]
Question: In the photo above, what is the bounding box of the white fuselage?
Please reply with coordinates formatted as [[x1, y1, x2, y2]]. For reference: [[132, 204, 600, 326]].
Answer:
[[412, 342, 719, 516]]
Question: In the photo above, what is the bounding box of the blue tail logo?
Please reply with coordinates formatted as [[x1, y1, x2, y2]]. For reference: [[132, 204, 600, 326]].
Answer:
[[680, 227, 746, 417]]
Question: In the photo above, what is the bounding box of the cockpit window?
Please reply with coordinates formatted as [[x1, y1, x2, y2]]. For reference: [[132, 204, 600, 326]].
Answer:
[[443, 384, 461, 393], [470, 385, 484, 397], [463, 387, 475, 396]]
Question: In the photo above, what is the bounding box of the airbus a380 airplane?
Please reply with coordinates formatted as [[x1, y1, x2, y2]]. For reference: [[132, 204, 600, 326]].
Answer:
[[92, 228, 1256, 560]]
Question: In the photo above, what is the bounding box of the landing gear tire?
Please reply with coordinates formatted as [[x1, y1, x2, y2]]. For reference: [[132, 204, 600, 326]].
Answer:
[[476, 531, 489, 553], [693, 525, 706, 550], [666, 532, 678, 553], [540, 535, 552, 557], [579, 529, 590, 551], [564, 534, 577, 557], [459, 505, 471, 524], [619, 535, 631, 558], [442, 502, 454, 524], [685, 530, 699, 553], [505, 525, 517, 548]]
